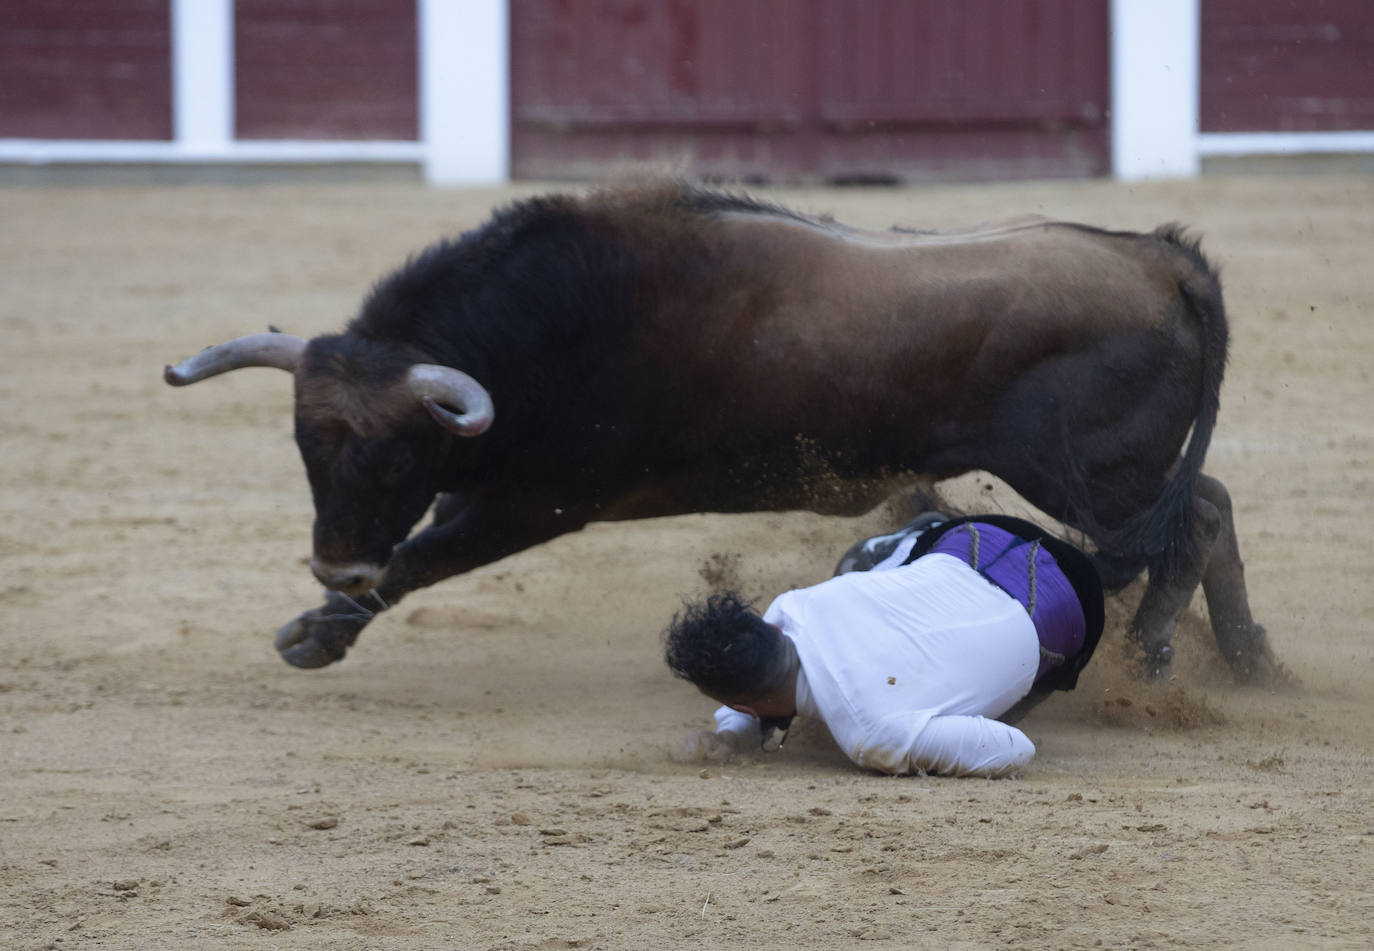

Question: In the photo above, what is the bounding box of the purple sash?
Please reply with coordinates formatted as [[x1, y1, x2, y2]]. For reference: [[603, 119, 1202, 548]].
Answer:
[[930, 522, 1086, 681]]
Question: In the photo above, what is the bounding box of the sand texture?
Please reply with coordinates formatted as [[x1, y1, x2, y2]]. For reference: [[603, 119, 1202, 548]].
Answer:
[[2, 175, 1372, 949]]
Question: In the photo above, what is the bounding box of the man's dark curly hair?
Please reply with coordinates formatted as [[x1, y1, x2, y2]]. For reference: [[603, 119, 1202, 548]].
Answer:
[[662, 589, 784, 701]]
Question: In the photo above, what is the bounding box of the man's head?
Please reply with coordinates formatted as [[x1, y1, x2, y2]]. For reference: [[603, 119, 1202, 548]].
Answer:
[[662, 590, 798, 718]]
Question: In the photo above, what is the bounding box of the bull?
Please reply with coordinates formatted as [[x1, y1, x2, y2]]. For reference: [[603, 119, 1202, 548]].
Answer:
[[165, 182, 1270, 680]]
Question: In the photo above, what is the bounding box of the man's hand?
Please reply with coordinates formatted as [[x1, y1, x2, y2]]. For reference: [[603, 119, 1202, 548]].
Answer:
[[672, 728, 752, 763]]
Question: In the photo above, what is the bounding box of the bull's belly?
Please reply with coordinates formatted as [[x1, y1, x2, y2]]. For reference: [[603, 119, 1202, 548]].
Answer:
[[744, 469, 922, 517], [594, 468, 924, 521]]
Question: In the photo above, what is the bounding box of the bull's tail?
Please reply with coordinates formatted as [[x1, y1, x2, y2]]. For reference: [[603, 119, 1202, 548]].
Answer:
[[1109, 226, 1229, 575]]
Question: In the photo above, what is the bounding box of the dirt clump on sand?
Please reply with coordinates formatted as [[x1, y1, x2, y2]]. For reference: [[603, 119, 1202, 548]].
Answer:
[[2, 176, 1373, 948]]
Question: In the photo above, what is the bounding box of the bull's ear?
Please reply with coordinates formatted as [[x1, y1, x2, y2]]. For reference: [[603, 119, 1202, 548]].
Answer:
[[407, 364, 494, 436], [164, 332, 306, 386]]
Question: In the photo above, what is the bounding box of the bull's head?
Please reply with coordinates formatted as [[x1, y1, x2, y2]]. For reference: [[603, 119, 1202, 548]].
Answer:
[[165, 331, 493, 595]]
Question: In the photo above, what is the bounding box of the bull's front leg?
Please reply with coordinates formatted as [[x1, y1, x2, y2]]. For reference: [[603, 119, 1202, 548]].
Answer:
[[275, 494, 576, 669], [272, 588, 395, 669]]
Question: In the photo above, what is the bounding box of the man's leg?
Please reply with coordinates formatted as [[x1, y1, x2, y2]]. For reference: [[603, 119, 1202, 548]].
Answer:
[[833, 511, 948, 575], [998, 683, 1056, 725]]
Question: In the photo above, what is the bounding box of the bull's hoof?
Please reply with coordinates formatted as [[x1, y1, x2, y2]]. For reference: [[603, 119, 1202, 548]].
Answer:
[[1138, 643, 1174, 680], [279, 638, 347, 669], [1227, 628, 1299, 688], [273, 614, 312, 652], [273, 594, 374, 669]]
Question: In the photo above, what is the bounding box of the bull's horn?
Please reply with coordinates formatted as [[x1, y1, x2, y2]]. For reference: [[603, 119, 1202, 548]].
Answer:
[[164, 332, 307, 386], [407, 364, 495, 436]]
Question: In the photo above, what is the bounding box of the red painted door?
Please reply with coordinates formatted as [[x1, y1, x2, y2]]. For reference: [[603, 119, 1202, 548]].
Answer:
[[1201, 0, 1374, 133], [234, 0, 418, 141], [0, 0, 172, 140], [511, 0, 1109, 182]]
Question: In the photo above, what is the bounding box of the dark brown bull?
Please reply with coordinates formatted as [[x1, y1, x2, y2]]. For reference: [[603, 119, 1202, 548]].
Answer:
[[165, 182, 1270, 680]]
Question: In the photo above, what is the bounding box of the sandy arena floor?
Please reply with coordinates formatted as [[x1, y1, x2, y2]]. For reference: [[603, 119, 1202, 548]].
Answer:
[[2, 174, 1372, 949]]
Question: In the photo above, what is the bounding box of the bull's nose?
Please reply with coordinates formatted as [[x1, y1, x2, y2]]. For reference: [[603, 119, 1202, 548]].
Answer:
[[309, 557, 384, 594]]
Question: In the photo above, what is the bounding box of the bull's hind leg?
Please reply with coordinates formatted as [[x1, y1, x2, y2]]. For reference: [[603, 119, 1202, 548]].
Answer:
[[1127, 493, 1222, 678], [1090, 550, 1148, 592], [1128, 474, 1272, 680], [1195, 474, 1273, 681]]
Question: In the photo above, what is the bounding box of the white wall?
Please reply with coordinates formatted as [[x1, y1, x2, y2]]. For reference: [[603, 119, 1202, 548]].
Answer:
[[418, 0, 509, 185], [1110, 0, 1200, 181], [172, 0, 234, 151]]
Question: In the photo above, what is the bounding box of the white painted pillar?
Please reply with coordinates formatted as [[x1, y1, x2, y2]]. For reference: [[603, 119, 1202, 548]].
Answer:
[[1110, 0, 1200, 180], [419, 0, 510, 184], [172, 0, 235, 153]]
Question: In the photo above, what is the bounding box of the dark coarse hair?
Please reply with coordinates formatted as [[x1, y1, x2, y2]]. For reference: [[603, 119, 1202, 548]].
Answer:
[[662, 590, 784, 701]]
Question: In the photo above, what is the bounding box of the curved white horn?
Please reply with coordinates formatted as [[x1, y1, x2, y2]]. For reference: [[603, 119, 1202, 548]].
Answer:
[[164, 332, 307, 386], [407, 364, 495, 436]]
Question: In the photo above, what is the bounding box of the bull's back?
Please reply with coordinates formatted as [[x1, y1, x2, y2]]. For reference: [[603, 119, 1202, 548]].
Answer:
[[684, 214, 1192, 417], [751, 214, 1180, 332], [586, 197, 1210, 514]]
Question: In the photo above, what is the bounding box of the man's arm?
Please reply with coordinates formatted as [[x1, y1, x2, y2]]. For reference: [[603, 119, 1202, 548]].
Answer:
[[908, 714, 1035, 777], [714, 706, 758, 737], [673, 707, 759, 763]]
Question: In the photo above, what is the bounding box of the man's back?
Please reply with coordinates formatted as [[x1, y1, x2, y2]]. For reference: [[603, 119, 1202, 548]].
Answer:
[[763, 553, 1039, 773]]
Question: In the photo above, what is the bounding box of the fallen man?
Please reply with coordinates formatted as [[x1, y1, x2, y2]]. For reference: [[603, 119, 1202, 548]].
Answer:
[[663, 513, 1104, 777]]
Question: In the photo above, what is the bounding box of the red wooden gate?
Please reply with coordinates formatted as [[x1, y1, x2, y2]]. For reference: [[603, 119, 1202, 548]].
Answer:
[[1201, 0, 1374, 133], [511, 0, 1109, 182], [0, 0, 172, 140], [235, 0, 418, 141]]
